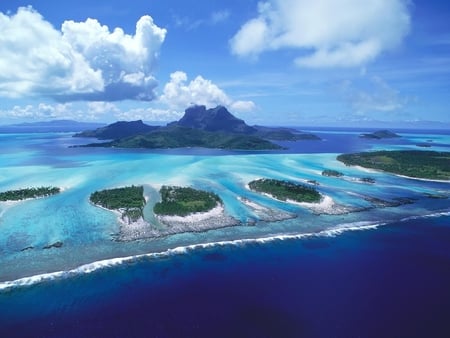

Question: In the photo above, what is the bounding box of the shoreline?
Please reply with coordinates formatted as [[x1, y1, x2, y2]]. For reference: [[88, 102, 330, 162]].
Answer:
[[91, 200, 240, 241], [351, 165, 449, 183], [238, 197, 297, 222], [2, 210, 450, 291], [245, 181, 350, 215], [155, 203, 240, 234], [286, 195, 352, 215]]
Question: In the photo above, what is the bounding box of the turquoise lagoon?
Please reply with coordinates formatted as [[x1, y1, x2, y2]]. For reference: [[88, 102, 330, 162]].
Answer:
[[0, 130, 449, 285]]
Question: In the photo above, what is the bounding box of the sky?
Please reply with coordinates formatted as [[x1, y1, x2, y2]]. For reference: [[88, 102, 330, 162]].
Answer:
[[0, 0, 449, 127]]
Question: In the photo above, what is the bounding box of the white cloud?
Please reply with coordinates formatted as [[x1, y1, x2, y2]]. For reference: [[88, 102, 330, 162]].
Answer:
[[230, 0, 411, 67], [87, 102, 120, 115], [2, 103, 75, 120], [210, 10, 231, 24], [229, 100, 256, 113], [339, 76, 411, 114], [0, 6, 166, 101], [160, 71, 256, 113], [173, 9, 230, 30], [115, 108, 181, 122]]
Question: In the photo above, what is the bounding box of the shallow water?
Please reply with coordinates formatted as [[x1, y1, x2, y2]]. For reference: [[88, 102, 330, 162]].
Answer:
[[0, 129, 449, 283], [0, 128, 450, 337], [0, 215, 449, 338]]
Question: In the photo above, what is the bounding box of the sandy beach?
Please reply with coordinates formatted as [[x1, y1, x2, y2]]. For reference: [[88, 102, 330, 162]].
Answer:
[[156, 203, 240, 233], [238, 197, 297, 222]]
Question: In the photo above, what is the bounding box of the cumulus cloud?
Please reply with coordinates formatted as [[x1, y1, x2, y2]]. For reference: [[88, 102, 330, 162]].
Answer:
[[230, 0, 411, 67], [1, 103, 77, 120], [1, 101, 184, 122], [160, 71, 256, 113], [115, 108, 181, 122], [0, 6, 166, 101]]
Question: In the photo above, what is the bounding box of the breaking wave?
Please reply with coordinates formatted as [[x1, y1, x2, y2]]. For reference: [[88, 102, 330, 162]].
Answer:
[[1, 211, 449, 292]]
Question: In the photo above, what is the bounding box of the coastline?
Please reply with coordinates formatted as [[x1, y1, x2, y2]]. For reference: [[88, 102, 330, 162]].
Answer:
[[0, 217, 387, 291], [286, 195, 352, 215], [2, 210, 449, 291], [351, 165, 450, 183], [245, 182, 350, 215], [91, 200, 240, 241], [238, 197, 297, 222], [155, 203, 240, 234]]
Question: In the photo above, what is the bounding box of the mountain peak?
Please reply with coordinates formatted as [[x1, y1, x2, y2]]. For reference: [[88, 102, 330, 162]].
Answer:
[[176, 105, 256, 134]]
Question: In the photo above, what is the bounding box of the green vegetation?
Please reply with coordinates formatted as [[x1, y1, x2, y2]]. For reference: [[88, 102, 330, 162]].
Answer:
[[83, 126, 281, 150], [254, 128, 321, 141], [360, 130, 400, 139], [360, 177, 376, 183], [322, 169, 344, 177], [90, 185, 146, 222], [0, 186, 60, 201], [248, 178, 321, 203], [337, 150, 450, 180], [154, 186, 221, 216]]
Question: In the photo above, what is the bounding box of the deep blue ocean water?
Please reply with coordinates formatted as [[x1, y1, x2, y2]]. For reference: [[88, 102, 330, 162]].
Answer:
[[0, 215, 449, 338], [0, 128, 449, 337]]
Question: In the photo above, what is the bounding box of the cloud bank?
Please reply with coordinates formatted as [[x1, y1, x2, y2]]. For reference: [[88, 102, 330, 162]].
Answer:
[[161, 71, 256, 113], [0, 6, 166, 101], [339, 76, 411, 114], [1, 102, 181, 122], [230, 0, 411, 67]]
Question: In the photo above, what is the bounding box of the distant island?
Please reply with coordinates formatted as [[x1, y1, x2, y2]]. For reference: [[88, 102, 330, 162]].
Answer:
[[359, 130, 400, 139], [322, 169, 344, 177], [154, 186, 221, 216], [337, 150, 450, 180], [248, 178, 322, 203], [0, 187, 60, 201], [83, 125, 281, 150], [89, 186, 146, 223], [74, 120, 158, 140], [0, 120, 105, 133], [74, 105, 320, 150]]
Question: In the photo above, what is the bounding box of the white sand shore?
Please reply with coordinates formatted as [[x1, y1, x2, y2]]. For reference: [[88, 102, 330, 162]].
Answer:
[[392, 173, 450, 183], [238, 197, 296, 222], [286, 195, 349, 215], [91, 200, 240, 241], [157, 204, 225, 223], [156, 203, 239, 233], [352, 165, 449, 183]]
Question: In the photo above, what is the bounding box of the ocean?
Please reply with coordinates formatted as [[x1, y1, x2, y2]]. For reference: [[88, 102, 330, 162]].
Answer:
[[0, 128, 449, 337]]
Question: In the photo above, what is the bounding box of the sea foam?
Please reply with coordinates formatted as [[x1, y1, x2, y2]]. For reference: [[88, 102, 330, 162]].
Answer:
[[0, 220, 383, 292], [1, 211, 449, 293]]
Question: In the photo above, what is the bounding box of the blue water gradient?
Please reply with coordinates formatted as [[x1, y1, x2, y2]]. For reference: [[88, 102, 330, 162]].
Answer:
[[1, 130, 449, 282], [0, 128, 449, 336], [0, 215, 449, 338]]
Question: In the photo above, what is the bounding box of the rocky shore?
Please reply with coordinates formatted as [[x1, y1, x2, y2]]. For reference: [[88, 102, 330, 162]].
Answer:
[[115, 204, 240, 241], [238, 197, 297, 222]]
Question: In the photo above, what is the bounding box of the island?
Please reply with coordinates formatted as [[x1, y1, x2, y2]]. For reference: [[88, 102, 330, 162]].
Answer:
[[359, 177, 376, 184], [248, 178, 322, 203], [74, 105, 321, 150], [0, 187, 60, 201], [74, 120, 158, 140], [154, 186, 221, 216], [359, 130, 400, 139], [84, 126, 281, 150], [153, 185, 239, 232], [89, 186, 146, 223], [337, 150, 450, 180], [322, 169, 344, 177]]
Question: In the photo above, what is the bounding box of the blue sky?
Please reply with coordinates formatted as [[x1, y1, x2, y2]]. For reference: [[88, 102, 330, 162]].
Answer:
[[0, 0, 449, 126]]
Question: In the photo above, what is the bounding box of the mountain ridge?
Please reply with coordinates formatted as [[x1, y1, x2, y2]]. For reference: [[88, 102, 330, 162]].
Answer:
[[74, 105, 321, 150]]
